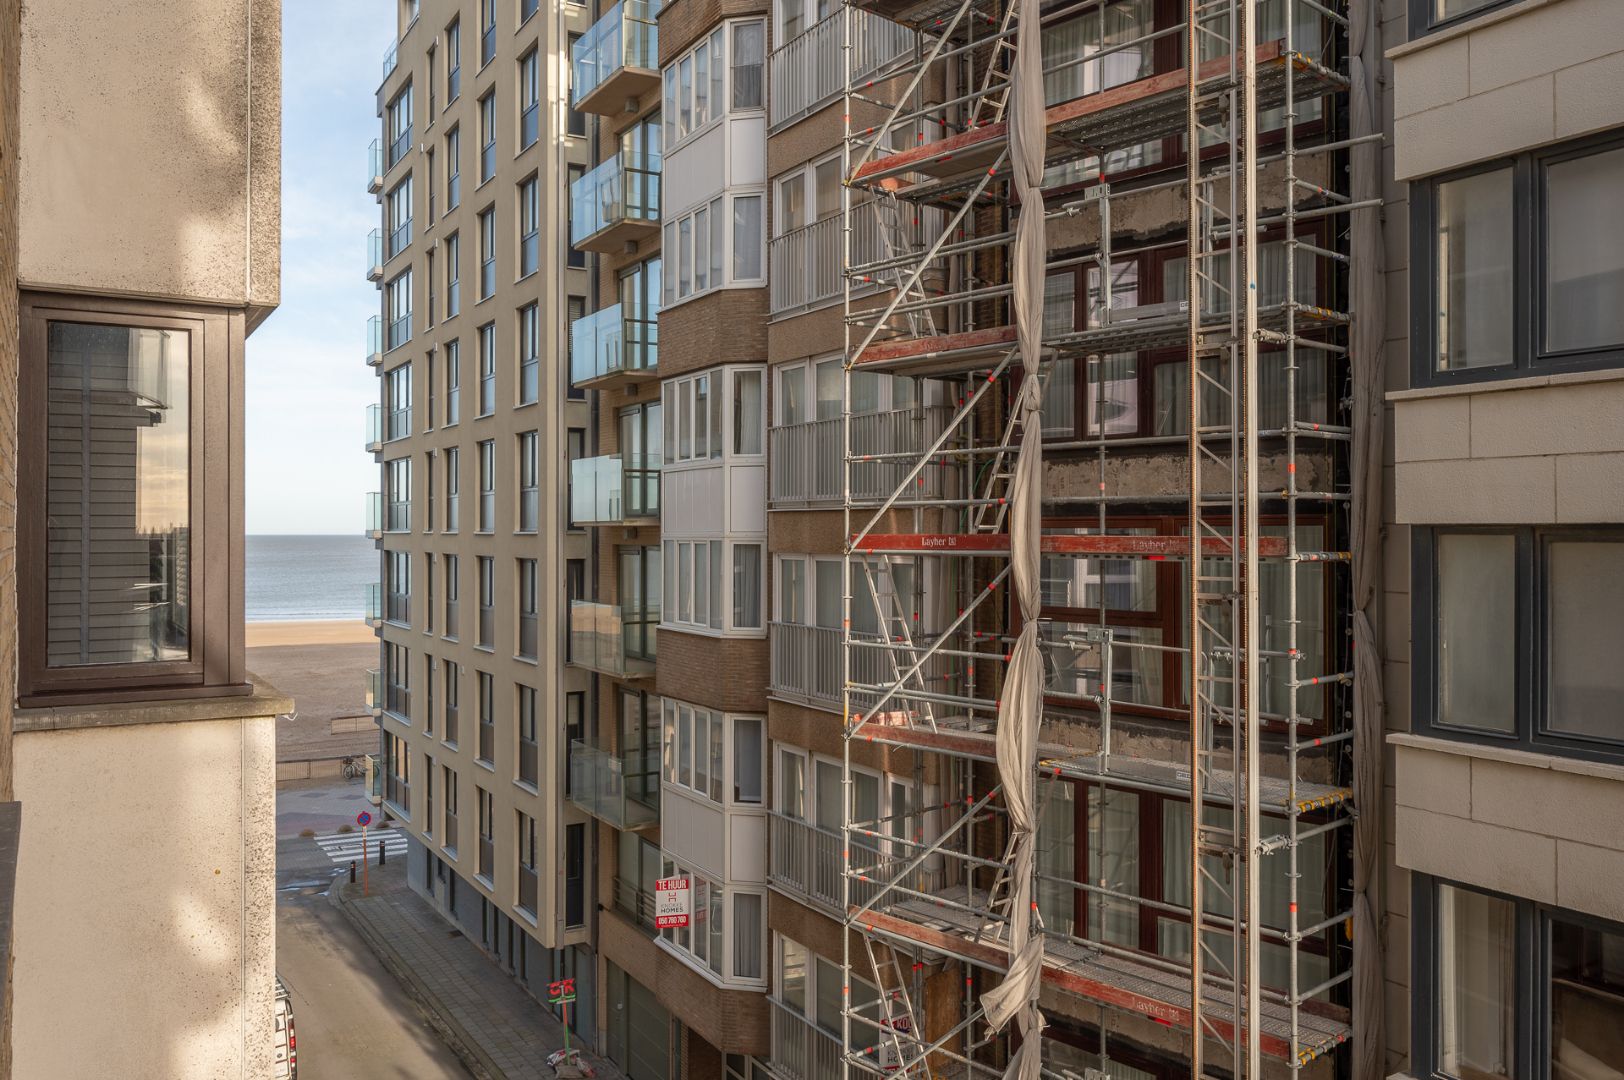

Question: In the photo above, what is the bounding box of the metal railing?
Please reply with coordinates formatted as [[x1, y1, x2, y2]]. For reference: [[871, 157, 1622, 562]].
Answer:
[[769, 999, 843, 1080], [569, 302, 658, 385], [365, 403, 383, 450], [570, 454, 660, 524], [768, 406, 954, 505], [367, 229, 384, 280], [570, 150, 660, 248], [768, 203, 939, 316], [567, 601, 656, 678], [571, 0, 660, 108], [768, 10, 914, 130], [367, 315, 383, 365], [770, 622, 956, 711], [365, 492, 383, 536], [569, 740, 660, 830], [613, 876, 657, 933]]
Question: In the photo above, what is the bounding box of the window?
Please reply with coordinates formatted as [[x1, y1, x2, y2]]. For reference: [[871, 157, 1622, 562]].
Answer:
[[477, 439, 496, 532], [425, 249, 436, 326], [477, 785, 495, 881], [663, 193, 757, 304], [387, 175, 413, 258], [478, 209, 496, 300], [1415, 134, 1624, 387], [386, 269, 413, 349], [730, 21, 763, 109], [663, 367, 764, 463], [426, 148, 437, 222], [658, 857, 768, 986], [383, 641, 412, 718], [566, 428, 586, 526], [566, 33, 587, 138], [565, 823, 585, 927], [517, 302, 539, 404], [443, 764, 459, 847], [445, 127, 462, 210], [425, 551, 435, 630], [424, 751, 435, 831], [426, 352, 436, 430], [518, 431, 539, 531], [1413, 877, 1624, 1080], [566, 164, 587, 268], [445, 340, 462, 425], [478, 670, 495, 763], [443, 656, 460, 740], [733, 717, 762, 803], [565, 691, 585, 795], [773, 154, 842, 236], [618, 401, 661, 518], [517, 559, 538, 659], [1410, 0, 1515, 36], [386, 550, 411, 624], [446, 19, 461, 102], [424, 450, 435, 530], [518, 684, 539, 787], [383, 729, 412, 813], [444, 447, 460, 532], [385, 457, 411, 531], [619, 257, 661, 372], [518, 50, 540, 149], [385, 362, 412, 439], [477, 322, 496, 414], [662, 22, 761, 152], [566, 297, 587, 401], [620, 547, 661, 660], [518, 178, 539, 279], [445, 233, 461, 318], [479, 92, 496, 183], [478, 555, 495, 646], [517, 809, 539, 916], [387, 84, 413, 168], [1416, 527, 1624, 760], [479, 0, 496, 67]]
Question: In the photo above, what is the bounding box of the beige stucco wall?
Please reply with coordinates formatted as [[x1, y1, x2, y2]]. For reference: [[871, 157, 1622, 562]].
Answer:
[[9, 692, 282, 1080], [16, 0, 280, 323]]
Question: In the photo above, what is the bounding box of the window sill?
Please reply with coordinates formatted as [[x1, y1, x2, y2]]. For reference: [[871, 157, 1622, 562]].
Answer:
[[515, 654, 538, 666], [476, 873, 494, 889], [516, 906, 539, 928], [475, 758, 496, 772], [15, 678, 292, 732], [473, 644, 495, 654], [442, 738, 459, 750], [384, 799, 410, 820], [514, 779, 540, 795], [1388, 731, 1624, 785], [443, 845, 458, 861], [1388, 0, 1547, 57], [1388, 365, 1624, 404]]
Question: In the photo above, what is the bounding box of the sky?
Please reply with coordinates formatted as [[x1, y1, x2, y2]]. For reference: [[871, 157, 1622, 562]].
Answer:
[[244, 2, 388, 535]]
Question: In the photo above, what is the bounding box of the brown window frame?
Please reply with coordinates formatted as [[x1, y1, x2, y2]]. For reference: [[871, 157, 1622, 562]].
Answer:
[[18, 291, 246, 706]]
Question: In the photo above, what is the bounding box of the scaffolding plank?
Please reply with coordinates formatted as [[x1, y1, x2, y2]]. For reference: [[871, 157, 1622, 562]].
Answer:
[[853, 533, 1290, 557]]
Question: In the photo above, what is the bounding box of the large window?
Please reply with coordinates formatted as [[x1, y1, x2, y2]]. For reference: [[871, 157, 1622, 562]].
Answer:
[[517, 559, 538, 660], [478, 208, 496, 300], [386, 550, 411, 625], [517, 302, 539, 404], [1415, 527, 1624, 761], [445, 339, 462, 423], [660, 700, 764, 806], [479, 92, 496, 183], [1413, 133, 1624, 386], [445, 233, 461, 318], [518, 178, 539, 279], [1409, 0, 1515, 36], [664, 540, 762, 634], [1413, 877, 1624, 1080], [444, 447, 460, 532], [517, 431, 539, 531], [386, 269, 414, 350], [478, 555, 495, 648], [659, 857, 766, 986], [443, 655, 460, 741], [478, 670, 495, 764], [385, 457, 411, 532], [477, 439, 496, 532], [661, 20, 764, 153], [385, 362, 412, 439], [387, 84, 413, 168], [662, 193, 763, 305], [661, 366, 764, 464], [445, 18, 461, 102], [518, 49, 540, 149], [446, 127, 462, 210], [477, 322, 496, 415], [387, 175, 413, 258]]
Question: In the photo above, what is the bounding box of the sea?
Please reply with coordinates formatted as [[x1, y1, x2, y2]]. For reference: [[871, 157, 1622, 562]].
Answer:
[[246, 534, 377, 622]]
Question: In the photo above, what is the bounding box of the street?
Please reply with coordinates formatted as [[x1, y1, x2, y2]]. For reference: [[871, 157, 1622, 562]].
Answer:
[[276, 779, 472, 1079]]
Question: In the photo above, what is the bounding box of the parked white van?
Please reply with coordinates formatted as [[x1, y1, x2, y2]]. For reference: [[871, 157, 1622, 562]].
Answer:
[[273, 976, 298, 1079]]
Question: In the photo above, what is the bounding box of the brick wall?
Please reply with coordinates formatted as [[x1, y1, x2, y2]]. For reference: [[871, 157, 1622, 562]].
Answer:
[[658, 287, 770, 381], [658, 0, 768, 65], [656, 629, 768, 713]]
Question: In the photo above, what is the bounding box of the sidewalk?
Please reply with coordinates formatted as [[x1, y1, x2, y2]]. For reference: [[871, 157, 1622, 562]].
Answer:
[[334, 857, 623, 1080]]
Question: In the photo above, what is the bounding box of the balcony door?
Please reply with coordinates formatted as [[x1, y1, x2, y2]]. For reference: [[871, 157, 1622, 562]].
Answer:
[[619, 402, 662, 517]]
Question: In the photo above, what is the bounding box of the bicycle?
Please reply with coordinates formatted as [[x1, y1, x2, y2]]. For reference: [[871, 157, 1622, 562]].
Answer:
[[340, 755, 365, 781]]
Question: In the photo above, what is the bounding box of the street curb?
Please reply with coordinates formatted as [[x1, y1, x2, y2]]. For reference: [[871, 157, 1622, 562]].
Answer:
[[330, 879, 503, 1080]]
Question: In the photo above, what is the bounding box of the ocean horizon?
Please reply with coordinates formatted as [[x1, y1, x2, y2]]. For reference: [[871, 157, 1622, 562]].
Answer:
[[246, 534, 376, 622]]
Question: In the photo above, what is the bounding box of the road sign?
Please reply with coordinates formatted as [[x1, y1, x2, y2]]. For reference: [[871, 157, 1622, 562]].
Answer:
[[547, 978, 577, 1005], [356, 811, 372, 827], [654, 877, 691, 929]]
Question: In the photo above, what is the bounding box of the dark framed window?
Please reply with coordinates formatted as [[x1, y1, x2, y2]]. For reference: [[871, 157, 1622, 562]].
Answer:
[[477, 784, 495, 880], [22, 295, 241, 704], [479, 0, 496, 67], [564, 690, 585, 795], [517, 301, 539, 403], [517, 684, 539, 787], [1407, 0, 1516, 38], [444, 447, 461, 532], [566, 296, 587, 400], [1410, 874, 1624, 1080], [1413, 526, 1624, 763], [478, 554, 496, 646], [518, 50, 540, 149], [443, 658, 460, 742], [479, 91, 497, 183], [445, 233, 462, 318], [477, 322, 496, 414], [424, 653, 435, 734], [565, 823, 586, 928], [517, 559, 538, 659], [383, 641, 412, 718], [477, 439, 496, 532], [443, 555, 460, 641], [566, 164, 587, 268], [478, 670, 496, 764], [1410, 131, 1624, 388], [566, 33, 587, 139], [446, 18, 462, 103], [445, 126, 462, 210], [518, 431, 539, 531], [445, 338, 462, 423], [517, 178, 539, 280], [386, 550, 411, 624]]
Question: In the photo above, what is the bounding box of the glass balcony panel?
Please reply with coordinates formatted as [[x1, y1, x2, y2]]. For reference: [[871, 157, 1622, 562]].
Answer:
[[571, 0, 661, 114], [365, 492, 383, 536], [365, 667, 382, 711], [570, 454, 660, 525], [367, 139, 384, 191], [364, 582, 383, 625], [365, 403, 383, 450], [367, 229, 384, 279], [568, 739, 659, 830], [382, 40, 398, 80], [568, 601, 656, 678], [569, 302, 658, 386], [569, 150, 660, 251], [367, 316, 384, 365]]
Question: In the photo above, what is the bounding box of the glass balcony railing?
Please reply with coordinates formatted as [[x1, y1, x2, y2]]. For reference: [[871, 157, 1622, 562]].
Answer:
[[382, 40, 398, 81], [367, 315, 383, 366], [568, 601, 656, 678], [368, 139, 384, 193], [364, 582, 382, 626], [569, 302, 658, 386], [570, 454, 660, 525], [570, 0, 661, 114], [365, 667, 382, 713], [569, 150, 660, 251], [568, 740, 659, 830], [367, 228, 384, 281], [365, 491, 383, 537], [365, 403, 383, 451]]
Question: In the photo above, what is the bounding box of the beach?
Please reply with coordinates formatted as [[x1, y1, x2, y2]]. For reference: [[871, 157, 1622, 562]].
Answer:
[[246, 619, 379, 779]]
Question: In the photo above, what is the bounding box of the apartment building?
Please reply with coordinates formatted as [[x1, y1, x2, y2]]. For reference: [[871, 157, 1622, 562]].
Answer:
[[366, 0, 600, 1043], [4, 0, 284, 1077], [1382, 0, 1624, 1077]]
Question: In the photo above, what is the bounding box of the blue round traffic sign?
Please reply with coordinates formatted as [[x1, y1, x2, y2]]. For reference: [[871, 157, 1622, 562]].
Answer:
[[356, 811, 372, 827]]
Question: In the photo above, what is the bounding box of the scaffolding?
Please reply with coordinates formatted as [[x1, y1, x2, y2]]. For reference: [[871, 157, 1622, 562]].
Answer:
[[835, 0, 1368, 1076]]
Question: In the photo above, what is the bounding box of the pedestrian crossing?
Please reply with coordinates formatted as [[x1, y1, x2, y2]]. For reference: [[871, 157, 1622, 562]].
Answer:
[[312, 828, 408, 865]]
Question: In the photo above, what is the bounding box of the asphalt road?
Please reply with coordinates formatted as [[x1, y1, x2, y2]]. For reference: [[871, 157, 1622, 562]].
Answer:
[[277, 782, 472, 1079]]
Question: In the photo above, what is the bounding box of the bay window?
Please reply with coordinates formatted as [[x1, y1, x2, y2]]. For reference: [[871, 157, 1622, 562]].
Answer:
[[663, 191, 764, 304], [661, 19, 763, 152], [661, 699, 765, 808], [659, 858, 768, 986]]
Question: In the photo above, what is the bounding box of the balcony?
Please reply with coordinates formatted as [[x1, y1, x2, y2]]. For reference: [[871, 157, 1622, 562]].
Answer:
[[769, 1000, 842, 1080], [382, 40, 398, 81], [768, 202, 942, 317], [367, 229, 384, 282], [367, 315, 383, 366], [769, 622, 956, 711], [769, 406, 955, 506], [570, 454, 660, 525], [365, 667, 382, 715], [568, 741, 659, 830], [365, 492, 383, 539], [569, 302, 658, 388], [613, 876, 657, 933], [570, 150, 659, 254], [365, 582, 383, 628], [568, 601, 656, 679], [768, 812, 918, 915], [365, 403, 383, 453], [367, 138, 384, 194], [570, 0, 660, 116], [768, 10, 915, 130]]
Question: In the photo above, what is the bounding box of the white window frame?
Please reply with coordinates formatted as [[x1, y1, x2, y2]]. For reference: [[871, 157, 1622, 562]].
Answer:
[[658, 857, 769, 988], [662, 539, 764, 637], [661, 191, 766, 307], [661, 365, 766, 466], [772, 152, 842, 238], [661, 18, 765, 155], [660, 698, 766, 809]]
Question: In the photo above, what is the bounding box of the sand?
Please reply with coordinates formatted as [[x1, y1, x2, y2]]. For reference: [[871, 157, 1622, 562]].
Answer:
[[247, 619, 377, 647]]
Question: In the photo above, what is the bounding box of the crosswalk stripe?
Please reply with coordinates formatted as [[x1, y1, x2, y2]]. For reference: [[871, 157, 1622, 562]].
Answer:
[[311, 830, 409, 865]]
